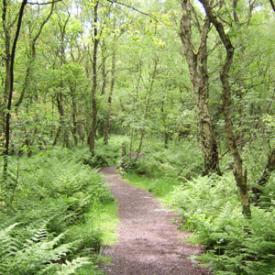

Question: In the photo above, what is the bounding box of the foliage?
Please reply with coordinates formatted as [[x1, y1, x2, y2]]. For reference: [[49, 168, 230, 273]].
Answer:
[[0, 223, 90, 275], [0, 0, 274, 274], [0, 148, 116, 275], [128, 170, 275, 275], [171, 174, 275, 274], [125, 173, 180, 201], [82, 136, 126, 168], [121, 138, 203, 179]]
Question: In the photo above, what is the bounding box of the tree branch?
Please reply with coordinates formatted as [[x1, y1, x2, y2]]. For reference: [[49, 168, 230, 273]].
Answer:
[[105, 0, 158, 21], [269, 0, 275, 12], [27, 0, 62, 5]]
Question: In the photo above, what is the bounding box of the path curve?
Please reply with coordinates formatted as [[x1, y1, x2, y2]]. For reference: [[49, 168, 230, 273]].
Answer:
[[101, 167, 210, 275]]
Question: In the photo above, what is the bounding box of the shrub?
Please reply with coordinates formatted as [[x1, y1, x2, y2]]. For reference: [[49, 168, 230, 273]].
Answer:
[[170, 174, 275, 274]]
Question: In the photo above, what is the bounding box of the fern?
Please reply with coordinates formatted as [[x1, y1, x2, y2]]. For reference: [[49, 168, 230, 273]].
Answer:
[[0, 223, 88, 275], [0, 223, 21, 274], [0, 148, 111, 275], [56, 257, 90, 275]]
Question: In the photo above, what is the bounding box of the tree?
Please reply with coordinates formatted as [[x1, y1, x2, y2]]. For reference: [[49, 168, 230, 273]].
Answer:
[[87, 0, 100, 155], [180, 0, 221, 175], [198, 0, 251, 217], [2, 0, 28, 180]]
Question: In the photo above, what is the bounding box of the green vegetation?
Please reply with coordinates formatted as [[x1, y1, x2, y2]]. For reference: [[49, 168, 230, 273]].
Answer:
[[0, 148, 117, 274], [125, 174, 180, 201], [0, 0, 275, 274], [124, 141, 275, 275]]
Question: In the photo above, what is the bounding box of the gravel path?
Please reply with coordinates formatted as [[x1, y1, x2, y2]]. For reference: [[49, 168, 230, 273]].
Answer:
[[101, 167, 210, 275]]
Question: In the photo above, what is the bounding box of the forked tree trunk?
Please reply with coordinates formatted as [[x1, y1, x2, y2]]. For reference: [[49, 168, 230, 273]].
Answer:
[[198, 0, 251, 218], [70, 87, 78, 146], [180, 0, 221, 175]]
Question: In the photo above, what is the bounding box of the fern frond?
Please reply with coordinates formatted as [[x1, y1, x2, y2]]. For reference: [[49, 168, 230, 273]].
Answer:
[[56, 257, 90, 275]]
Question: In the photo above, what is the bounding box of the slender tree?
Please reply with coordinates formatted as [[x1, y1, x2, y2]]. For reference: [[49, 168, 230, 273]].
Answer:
[[88, 0, 99, 155], [15, 1, 56, 109], [2, 0, 28, 179], [198, 0, 251, 217]]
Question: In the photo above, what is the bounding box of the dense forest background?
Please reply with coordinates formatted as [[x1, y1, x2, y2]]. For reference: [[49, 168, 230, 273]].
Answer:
[[0, 0, 274, 274]]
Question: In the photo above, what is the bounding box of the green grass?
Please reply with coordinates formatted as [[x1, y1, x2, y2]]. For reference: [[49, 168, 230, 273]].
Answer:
[[125, 173, 181, 206], [92, 202, 119, 246]]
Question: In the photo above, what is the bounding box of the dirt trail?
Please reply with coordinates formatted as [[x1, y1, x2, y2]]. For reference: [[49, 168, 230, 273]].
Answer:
[[101, 167, 209, 275]]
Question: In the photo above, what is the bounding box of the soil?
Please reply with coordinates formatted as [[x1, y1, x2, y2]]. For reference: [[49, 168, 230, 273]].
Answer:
[[100, 167, 210, 275]]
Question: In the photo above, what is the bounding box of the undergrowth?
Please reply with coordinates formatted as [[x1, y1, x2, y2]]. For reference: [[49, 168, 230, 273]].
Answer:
[[0, 148, 118, 275], [82, 135, 128, 168], [124, 139, 275, 275], [121, 138, 203, 179]]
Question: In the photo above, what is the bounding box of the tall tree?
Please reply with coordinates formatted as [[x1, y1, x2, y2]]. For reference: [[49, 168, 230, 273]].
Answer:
[[2, 0, 27, 179], [15, 1, 55, 109], [180, 0, 221, 175], [88, 0, 99, 155], [198, 0, 251, 217]]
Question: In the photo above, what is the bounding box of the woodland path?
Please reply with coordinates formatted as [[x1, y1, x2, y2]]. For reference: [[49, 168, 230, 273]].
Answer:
[[100, 167, 210, 275]]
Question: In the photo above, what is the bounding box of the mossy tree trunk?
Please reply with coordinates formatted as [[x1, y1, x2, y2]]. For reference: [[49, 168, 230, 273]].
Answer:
[[180, 0, 221, 176]]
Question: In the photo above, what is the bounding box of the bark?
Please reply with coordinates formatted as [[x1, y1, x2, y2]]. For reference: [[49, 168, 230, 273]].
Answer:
[[129, 128, 135, 159], [55, 93, 69, 147], [252, 148, 275, 202], [135, 58, 158, 159], [53, 13, 70, 147], [161, 97, 169, 149], [269, 0, 275, 11], [198, 0, 251, 218], [104, 41, 117, 145], [70, 87, 78, 146], [180, 0, 221, 175], [88, 0, 99, 155], [1, 0, 11, 135], [3, 0, 27, 179], [100, 41, 108, 96]]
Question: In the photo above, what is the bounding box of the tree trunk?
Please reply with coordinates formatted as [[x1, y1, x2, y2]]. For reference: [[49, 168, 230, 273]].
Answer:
[[252, 148, 275, 202], [2, 0, 27, 180], [53, 13, 70, 147], [70, 87, 78, 146], [104, 43, 117, 145], [56, 93, 69, 147], [15, 1, 55, 109], [88, 0, 99, 155], [180, 0, 221, 175], [198, 0, 251, 218], [135, 58, 158, 157], [101, 41, 108, 96]]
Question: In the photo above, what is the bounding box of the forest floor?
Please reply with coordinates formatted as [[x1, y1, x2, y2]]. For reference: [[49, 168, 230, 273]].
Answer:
[[100, 167, 210, 275]]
